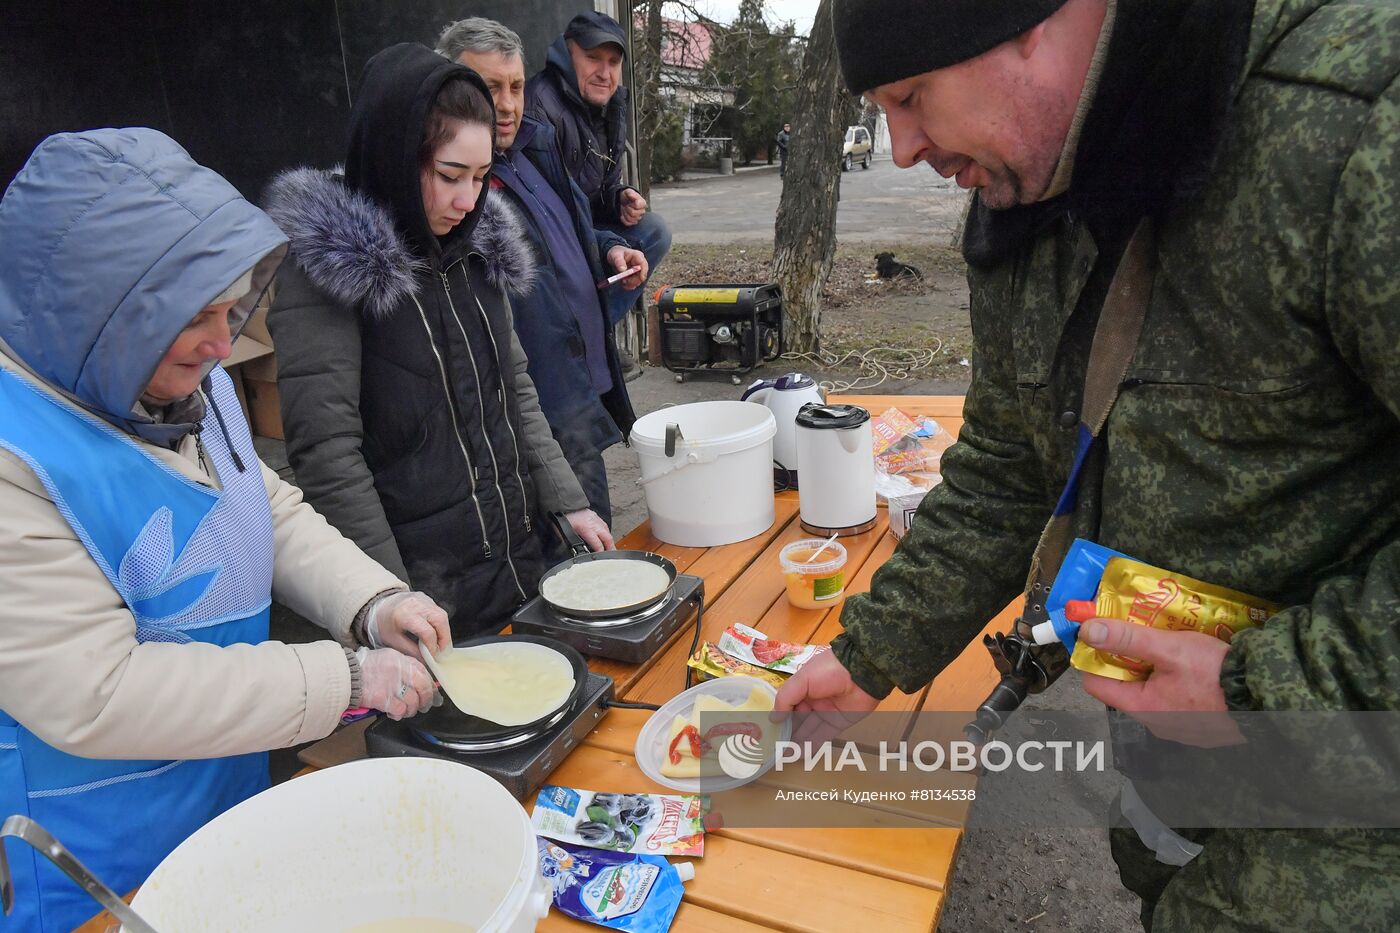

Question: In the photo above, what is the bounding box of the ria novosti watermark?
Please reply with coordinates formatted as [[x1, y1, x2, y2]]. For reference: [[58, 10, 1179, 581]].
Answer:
[[696, 711, 1400, 831], [768, 737, 1108, 775]]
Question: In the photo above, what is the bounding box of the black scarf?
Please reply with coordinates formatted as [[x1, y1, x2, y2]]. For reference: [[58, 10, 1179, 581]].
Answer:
[[963, 0, 1257, 268]]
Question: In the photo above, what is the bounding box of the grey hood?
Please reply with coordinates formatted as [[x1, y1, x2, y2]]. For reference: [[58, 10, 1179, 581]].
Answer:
[[0, 128, 288, 444], [262, 167, 536, 320]]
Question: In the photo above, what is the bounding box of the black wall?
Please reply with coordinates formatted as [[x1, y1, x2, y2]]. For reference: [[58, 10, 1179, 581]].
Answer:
[[2, 0, 593, 199]]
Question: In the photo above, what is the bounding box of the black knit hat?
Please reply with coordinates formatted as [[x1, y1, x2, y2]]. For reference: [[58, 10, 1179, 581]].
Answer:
[[832, 0, 1072, 93]]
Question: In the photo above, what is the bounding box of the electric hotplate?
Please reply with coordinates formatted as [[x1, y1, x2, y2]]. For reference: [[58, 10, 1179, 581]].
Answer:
[[511, 573, 704, 664], [365, 671, 614, 801]]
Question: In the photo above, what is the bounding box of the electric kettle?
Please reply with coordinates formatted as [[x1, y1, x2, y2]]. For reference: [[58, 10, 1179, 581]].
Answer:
[[794, 403, 876, 536], [740, 372, 824, 486]]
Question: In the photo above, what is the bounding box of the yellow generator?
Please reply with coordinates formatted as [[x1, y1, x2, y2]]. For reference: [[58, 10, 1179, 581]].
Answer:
[[655, 283, 783, 384]]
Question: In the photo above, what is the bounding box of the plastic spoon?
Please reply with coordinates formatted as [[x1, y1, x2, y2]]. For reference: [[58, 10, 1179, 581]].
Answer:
[[804, 533, 840, 564]]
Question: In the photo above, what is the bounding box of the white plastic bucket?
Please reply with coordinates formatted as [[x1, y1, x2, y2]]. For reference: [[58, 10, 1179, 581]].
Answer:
[[631, 400, 777, 546], [126, 758, 550, 933]]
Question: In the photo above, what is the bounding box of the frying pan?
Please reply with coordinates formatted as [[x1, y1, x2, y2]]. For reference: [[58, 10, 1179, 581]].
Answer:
[[538, 512, 678, 619], [412, 634, 588, 745]]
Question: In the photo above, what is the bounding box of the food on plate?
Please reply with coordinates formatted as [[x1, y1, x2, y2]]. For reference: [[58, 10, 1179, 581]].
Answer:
[[429, 641, 574, 726], [661, 687, 775, 780], [540, 559, 671, 612], [687, 642, 786, 688], [532, 785, 708, 857]]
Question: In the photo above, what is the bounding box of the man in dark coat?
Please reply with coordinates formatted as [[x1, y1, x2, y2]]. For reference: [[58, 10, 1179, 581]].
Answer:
[[776, 122, 790, 177], [525, 11, 671, 326], [437, 17, 645, 547]]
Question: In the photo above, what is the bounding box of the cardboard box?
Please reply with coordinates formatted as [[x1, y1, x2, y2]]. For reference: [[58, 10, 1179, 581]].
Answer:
[[244, 377, 283, 440], [240, 350, 283, 440], [220, 336, 273, 428], [889, 481, 940, 541], [241, 303, 274, 346], [220, 335, 283, 440]]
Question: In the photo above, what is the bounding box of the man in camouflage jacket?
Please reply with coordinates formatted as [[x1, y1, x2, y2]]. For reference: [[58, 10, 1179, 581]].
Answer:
[[781, 0, 1400, 928]]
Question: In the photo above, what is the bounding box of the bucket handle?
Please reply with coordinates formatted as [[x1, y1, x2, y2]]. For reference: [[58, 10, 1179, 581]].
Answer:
[[636, 431, 722, 488]]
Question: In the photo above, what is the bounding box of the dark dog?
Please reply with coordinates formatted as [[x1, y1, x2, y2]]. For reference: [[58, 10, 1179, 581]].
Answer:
[[874, 251, 923, 280]]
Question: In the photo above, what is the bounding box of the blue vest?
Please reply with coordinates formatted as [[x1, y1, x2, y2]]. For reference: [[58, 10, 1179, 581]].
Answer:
[[0, 367, 274, 933]]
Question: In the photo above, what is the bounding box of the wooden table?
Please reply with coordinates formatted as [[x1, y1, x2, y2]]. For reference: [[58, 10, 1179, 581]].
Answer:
[[79, 395, 1017, 933]]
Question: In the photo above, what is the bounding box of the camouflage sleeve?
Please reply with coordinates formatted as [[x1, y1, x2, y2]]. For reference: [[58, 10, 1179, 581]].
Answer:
[[833, 297, 1055, 699], [1220, 76, 1400, 711]]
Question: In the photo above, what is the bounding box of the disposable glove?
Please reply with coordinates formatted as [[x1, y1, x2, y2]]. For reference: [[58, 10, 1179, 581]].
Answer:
[[354, 647, 434, 721], [364, 590, 451, 655]]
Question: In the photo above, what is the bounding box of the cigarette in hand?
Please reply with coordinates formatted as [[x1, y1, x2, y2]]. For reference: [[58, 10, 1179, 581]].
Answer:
[[597, 266, 642, 289]]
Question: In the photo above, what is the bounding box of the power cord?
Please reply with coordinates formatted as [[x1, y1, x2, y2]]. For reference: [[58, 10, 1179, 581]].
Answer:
[[683, 596, 705, 690], [781, 343, 945, 394]]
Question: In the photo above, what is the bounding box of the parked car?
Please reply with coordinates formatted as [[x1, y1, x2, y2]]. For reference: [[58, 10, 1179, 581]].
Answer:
[[841, 125, 872, 171]]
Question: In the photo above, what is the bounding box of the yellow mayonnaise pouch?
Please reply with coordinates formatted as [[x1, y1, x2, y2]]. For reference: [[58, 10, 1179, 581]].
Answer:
[[687, 642, 787, 688], [1069, 556, 1281, 682]]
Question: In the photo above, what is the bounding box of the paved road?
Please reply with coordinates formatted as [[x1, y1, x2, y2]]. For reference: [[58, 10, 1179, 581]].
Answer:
[[650, 154, 969, 244]]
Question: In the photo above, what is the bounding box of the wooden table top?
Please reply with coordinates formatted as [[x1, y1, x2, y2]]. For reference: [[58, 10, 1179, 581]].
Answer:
[[78, 394, 1015, 933]]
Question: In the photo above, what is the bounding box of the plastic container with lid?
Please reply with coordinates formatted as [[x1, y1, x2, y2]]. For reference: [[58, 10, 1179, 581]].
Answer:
[[779, 538, 849, 609], [635, 676, 789, 793]]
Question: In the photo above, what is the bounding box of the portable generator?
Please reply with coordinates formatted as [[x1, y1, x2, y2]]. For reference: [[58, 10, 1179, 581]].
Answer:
[[655, 283, 783, 383]]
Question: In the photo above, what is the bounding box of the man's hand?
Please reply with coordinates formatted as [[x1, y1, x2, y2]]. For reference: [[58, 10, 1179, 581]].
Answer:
[[618, 189, 647, 226], [1078, 618, 1245, 747], [605, 246, 647, 289], [774, 649, 881, 745], [565, 508, 614, 551]]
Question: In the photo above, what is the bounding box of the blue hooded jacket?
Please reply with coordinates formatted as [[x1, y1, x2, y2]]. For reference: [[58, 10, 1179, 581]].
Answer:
[[526, 36, 634, 224], [0, 128, 288, 444]]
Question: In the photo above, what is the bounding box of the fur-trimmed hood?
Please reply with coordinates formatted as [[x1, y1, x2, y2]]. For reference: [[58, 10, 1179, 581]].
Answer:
[[263, 166, 536, 320]]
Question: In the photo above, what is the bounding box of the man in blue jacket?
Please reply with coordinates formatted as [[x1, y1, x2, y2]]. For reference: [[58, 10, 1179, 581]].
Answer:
[[436, 18, 645, 543], [525, 12, 671, 326]]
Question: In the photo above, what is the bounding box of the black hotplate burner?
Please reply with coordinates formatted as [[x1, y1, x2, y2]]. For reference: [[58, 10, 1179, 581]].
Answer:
[[511, 573, 703, 664], [365, 672, 613, 801]]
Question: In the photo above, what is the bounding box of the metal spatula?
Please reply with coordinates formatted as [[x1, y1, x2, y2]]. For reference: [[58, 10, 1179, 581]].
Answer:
[[1, 815, 160, 932]]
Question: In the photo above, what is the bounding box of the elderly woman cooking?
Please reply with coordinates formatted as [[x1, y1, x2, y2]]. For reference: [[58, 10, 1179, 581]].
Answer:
[[0, 128, 450, 933]]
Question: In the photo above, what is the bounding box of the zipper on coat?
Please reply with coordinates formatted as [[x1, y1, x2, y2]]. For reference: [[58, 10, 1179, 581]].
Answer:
[[192, 424, 212, 478], [439, 260, 526, 598], [409, 292, 494, 561], [463, 261, 534, 535]]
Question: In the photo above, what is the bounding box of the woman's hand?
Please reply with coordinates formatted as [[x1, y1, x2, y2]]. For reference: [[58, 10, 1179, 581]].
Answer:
[[354, 648, 435, 720], [566, 508, 615, 551], [365, 590, 452, 655]]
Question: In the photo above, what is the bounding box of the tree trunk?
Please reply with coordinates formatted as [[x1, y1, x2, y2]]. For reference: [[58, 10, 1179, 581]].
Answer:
[[772, 0, 846, 355], [634, 0, 664, 204]]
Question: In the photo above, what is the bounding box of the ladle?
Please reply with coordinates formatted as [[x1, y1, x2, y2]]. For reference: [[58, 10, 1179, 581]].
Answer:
[[1, 814, 160, 932]]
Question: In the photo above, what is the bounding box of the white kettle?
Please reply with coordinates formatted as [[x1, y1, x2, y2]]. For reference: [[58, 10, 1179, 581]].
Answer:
[[794, 403, 876, 536], [740, 372, 824, 486]]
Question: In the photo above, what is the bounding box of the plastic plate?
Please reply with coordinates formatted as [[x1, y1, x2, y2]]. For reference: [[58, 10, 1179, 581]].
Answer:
[[634, 676, 791, 793]]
